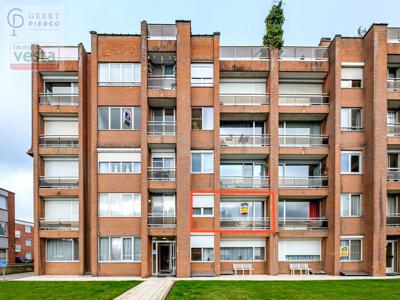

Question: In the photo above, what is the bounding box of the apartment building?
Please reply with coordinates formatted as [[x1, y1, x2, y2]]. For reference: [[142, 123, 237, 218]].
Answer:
[[0, 188, 15, 264], [30, 21, 400, 277], [15, 220, 34, 262]]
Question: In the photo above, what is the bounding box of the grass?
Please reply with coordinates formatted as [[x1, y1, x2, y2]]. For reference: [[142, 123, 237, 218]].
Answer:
[[168, 279, 400, 300], [0, 281, 141, 300]]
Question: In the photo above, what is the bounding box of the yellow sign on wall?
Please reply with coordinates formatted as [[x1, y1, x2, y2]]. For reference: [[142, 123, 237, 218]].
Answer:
[[240, 203, 249, 215], [340, 245, 349, 257]]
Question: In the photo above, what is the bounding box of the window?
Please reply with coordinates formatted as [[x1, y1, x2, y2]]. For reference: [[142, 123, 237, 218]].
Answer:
[[341, 152, 362, 174], [191, 248, 214, 262], [98, 107, 141, 130], [341, 66, 363, 88], [15, 245, 21, 252], [192, 194, 214, 217], [25, 226, 32, 233], [340, 238, 362, 261], [341, 194, 362, 217], [15, 230, 21, 238], [46, 239, 79, 262], [191, 108, 214, 130], [0, 195, 7, 210], [99, 162, 141, 174], [191, 151, 214, 173], [98, 63, 141, 86], [341, 108, 362, 131], [99, 193, 141, 217], [190, 234, 214, 262], [45, 199, 79, 221], [220, 247, 265, 261], [25, 252, 32, 260], [98, 149, 141, 174], [191, 64, 213, 86], [26, 239, 32, 247], [99, 237, 141, 262], [0, 222, 7, 236], [0, 249, 7, 261], [278, 238, 321, 262]]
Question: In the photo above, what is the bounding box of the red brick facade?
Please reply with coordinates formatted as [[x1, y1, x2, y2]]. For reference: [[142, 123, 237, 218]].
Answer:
[[0, 188, 15, 264], [15, 220, 34, 261]]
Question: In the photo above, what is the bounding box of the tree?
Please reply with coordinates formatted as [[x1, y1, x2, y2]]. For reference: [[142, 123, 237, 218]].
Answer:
[[263, 0, 285, 48]]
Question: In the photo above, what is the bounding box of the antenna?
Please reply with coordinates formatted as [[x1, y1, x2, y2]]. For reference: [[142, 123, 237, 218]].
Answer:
[[357, 26, 367, 37]]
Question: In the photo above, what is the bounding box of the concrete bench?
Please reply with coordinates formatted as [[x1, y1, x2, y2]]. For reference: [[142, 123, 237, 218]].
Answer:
[[289, 263, 311, 275], [233, 263, 254, 275]]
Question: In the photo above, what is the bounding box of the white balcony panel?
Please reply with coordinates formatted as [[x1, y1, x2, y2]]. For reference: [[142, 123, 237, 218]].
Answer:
[[279, 83, 322, 94], [193, 194, 214, 208], [278, 238, 321, 261], [190, 234, 215, 248], [44, 160, 79, 177], [220, 238, 266, 248], [44, 119, 78, 135]]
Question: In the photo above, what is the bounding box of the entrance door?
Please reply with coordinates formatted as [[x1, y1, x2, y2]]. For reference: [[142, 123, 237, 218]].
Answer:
[[152, 240, 176, 276], [386, 240, 398, 273]]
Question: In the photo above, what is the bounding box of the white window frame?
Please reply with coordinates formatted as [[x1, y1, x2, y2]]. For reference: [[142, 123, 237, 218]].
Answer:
[[45, 239, 79, 262], [220, 246, 266, 262], [15, 245, 21, 252], [0, 195, 7, 210], [98, 107, 141, 131], [190, 247, 215, 262], [278, 238, 321, 262], [98, 63, 141, 86], [341, 108, 363, 131], [98, 236, 141, 263], [340, 236, 363, 262], [341, 64, 364, 88], [98, 161, 141, 174], [340, 193, 362, 217], [25, 252, 32, 260], [191, 63, 214, 87], [191, 151, 214, 174], [98, 193, 141, 217], [192, 207, 214, 217], [26, 239, 32, 247], [15, 230, 21, 238], [25, 226, 32, 233], [341, 151, 362, 174], [191, 107, 214, 130]]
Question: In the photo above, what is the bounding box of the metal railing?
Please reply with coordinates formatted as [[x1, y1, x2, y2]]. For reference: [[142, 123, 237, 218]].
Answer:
[[220, 217, 269, 230], [148, 167, 176, 181], [388, 28, 400, 43], [39, 176, 79, 188], [388, 123, 400, 136], [388, 79, 400, 91], [39, 135, 78, 147], [148, 76, 176, 89], [39, 218, 79, 231], [279, 176, 328, 188], [148, 121, 176, 135], [220, 134, 269, 147], [147, 24, 177, 40], [148, 213, 176, 228], [387, 168, 400, 182], [278, 217, 328, 230], [387, 213, 400, 226], [279, 46, 329, 61], [39, 93, 79, 106], [279, 94, 329, 106], [220, 46, 269, 60], [38, 46, 79, 61], [220, 176, 269, 189], [279, 135, 329, 147], [220, 94, 269, 105]]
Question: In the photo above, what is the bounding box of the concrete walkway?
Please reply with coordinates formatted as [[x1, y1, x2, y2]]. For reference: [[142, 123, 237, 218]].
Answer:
[[0, 272, 35, 281], [16, 274, 142, 281], [115, 277, 174, 300]]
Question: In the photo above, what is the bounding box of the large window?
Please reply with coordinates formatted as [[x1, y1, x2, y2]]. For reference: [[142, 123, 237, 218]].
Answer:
[[98, 107, 141, 130], [340, 238, 362, 261], [191, 108, 214, 130], [25, 226, 32, 233], [191, 151, 214, 173], [341, 108, 362, 131], [191, 248, 214, 262], [341, 151, 362, 174], [98, 149, 141, 174], [99, 193, 141, 217], [26, 239, 32, 247], [341, 66, 363, 88], [98, 63, 141, 86], [99, 237, 141, 262], [278, 238, 321, 262], [0, 195, 7, 210], [191, 64, 213, 86], [341, 193, 362, 217], [46, 239, 79, 262], [192, 194, 214, 217], [45, 198, 79, 221], [0, 222, 7, 237], [220, 239, 265, 261]]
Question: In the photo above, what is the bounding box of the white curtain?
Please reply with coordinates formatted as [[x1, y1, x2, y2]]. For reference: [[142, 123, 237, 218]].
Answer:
[[46, 239, 76, 261]]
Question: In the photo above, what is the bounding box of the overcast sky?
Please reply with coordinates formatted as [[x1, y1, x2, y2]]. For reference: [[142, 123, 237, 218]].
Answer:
[[0, 0, 399, 222]]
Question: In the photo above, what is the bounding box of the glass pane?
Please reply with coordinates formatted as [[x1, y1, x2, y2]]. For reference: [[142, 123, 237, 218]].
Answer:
[[351, 109, 361, 128], [122, 108, 133, 130], [110, 64, 120, 82], [134, 238, 141, 261], [111, 162, 121, 173], [122, 162, 132, 173], [203, 153, 214, 173], [152, 109, 164, 121], [133, 194, 141, 216], [340, 240, 350, 261], [203, 107, 214, 130], [122, 194, 134, 216], [110, 107, 121, 129], [191, 153, 202, 172], [99, 64, 108, 82], [134, 107, 141, 130], [122, 64, 132, 82], [99, 162, 109, 173], [122, 238, 133, 260], [350, 155, 360, 173], [110, 194, 121, 216], [341, 154, 349, 173], [341, 194, 350, 217], [285, 201, 309, 218], [203, 207, 213, 215], [191, 248, 202, 261], [254, 247, 265, 260], [351, 195, 361, 216], [341, 109, 349, 128], [192, 208, 201, 215], [111, 238, 122, 260], [133, 64, 141, 83], [203, 248, 214, 261], [98, 107, 109, 130], [73, 240, 79, 261], [350, 240, 361, 261], [99, 193, 109, 216]]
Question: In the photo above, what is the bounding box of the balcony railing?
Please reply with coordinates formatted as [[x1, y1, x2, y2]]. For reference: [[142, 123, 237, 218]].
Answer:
[[387, 213, 400, 226], [388, 79, 400, 92], [148, 121, 176, 135], [388, 28, 400, 43], [279, 176, 328, 188], [388, 123, 400, 136], [148, 213, 176, 228], [278, 217, 328, 230], [39, 176, 79, 188], [220, 217, 269, 230], [39, 218, 79, 231], [147, 24, 177, 40], [148, 167, 176, 181], [220, 176, 269, 189], [279, 94, 329, 106], [387, 168, 400, 182], [279, 46, 329, 61], [220, 46, 269, 60], [38, 46, 79, 61], [220, 134, 269, 147], [148, 76, 176, 89], [39, 93, 79, 106], [279, 135, 329, 147], [220, 94, 269, 106], [39, 135, 79, 147]]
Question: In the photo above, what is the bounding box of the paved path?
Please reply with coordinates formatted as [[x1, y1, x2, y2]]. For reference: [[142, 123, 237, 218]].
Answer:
[[115, 277, 174, 300], [1, 272, 34, 281], [16, 274, 142, 281]]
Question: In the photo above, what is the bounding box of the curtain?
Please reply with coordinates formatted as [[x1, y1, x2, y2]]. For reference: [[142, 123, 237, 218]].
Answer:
[[134, 238, 141, 261], [202, 248, 214, 261], [220, 247, 253, 261], [309, 201, 320, 218], [341, 194, 350, 216], [122, 238, 133, 260], [99, 237, 109, 261], [351, 195, 361, 216], [46, 239, 75, 261]]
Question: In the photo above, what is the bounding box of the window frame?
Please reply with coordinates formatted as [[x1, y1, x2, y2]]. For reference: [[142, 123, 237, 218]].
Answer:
[[340, 151, 362, 174], [192, 207, 214, 217], [190, 247, 215, 262], [25, 225, 32, 233], [190, 63, 214, 87], [15, 244, 21, 252], [341, 108, 363, 131], [98, 63, 141, 86], [98, 107, 141, 131], [98, 236, 141, 263], [98, 161, 141, 174], [0, 195, 7, 210], [340, 193, 362, 217], [191, 107, 214, 130], [26, 239, 32, 247], [45, 239, 79, 262], [191, 151, 214, 174], [98, 193, 141, 217], [220, 246, 266, 262], [340, 237, 363, 262]]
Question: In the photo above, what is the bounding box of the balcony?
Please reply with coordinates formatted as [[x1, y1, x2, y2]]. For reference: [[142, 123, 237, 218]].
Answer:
[[39, 218, 79, 231], [220, 46, 269, 60], [39, 176, 79, 189], [220, 217, 269, 230], [388, 168, 400, 182], [279, 135, 329, 147], [148, 121, 176, 135], [148, 76, 176, 89], [220, 176, 269, 189], [148, 167, 176, 181], [278, 217, 328, 230], [39, 135, 78, 147], [279, 94, 329, 106], [387, 213, 400, 226], [38, 46, 79, 61], [279, 47, 329, 61], [388, 79, 400, 92], [388, 124, 400, 136], [220, 134, 269, 147], [148, 213, 176, 228], [147, 24, 177, 40], [388, 28, 400, 43], [220, 94, 269, 106], [39, 93, 78, 106], [279, 176, 328, 188]]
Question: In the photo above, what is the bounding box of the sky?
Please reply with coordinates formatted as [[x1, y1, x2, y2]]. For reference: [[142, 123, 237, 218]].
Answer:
[[0, 0, 399, 222]]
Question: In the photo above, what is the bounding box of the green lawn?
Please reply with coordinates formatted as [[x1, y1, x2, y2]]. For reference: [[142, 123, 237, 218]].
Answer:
[[0, 281, 141, 300], [168, 279, 400, 300]]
